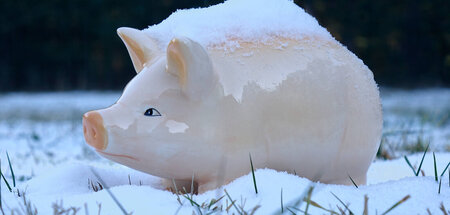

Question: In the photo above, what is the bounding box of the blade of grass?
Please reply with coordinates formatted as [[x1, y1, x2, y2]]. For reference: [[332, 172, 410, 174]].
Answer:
[[0, 172, 11, 193], [440, 162, 450, 177], [438, 176, 442, 194], [348, 174, 358, 188], [381, 195, 410, 215], [172, 179, 182, 205], [415, 143, 429, 176], [280, 188, 283, 213], [293, 185, 314, 213], [6, 152, 15, 187], [84, 203, 89, 215], [97, 202, 102, 215], [303, 186, 314, 215], [336, 205, 346, 214], [330, 192, 354, 215], [439, 202, 448, 215], [181, 187, 194, 206], [182, 194, 200, 208], [287, 206, 302, 213], [225, 199, 235, 212], [207, 195, 224, 209], [272, 184, 315, 215], [173, 204, 183, 215], [307, 200, 339, 214], [404, 156, 416, 175], [288, 206, 310, 215], [433, 152, 438, 182], [249, 153, 258, 194], [224, 189, 242, 215], [90, 168, 129, 215], [0, 158, 2, 210], [363, 195, 368, 215], [286, 207, 296, 215], [190, 172, 195, 196], [247, 205, 261, 215]]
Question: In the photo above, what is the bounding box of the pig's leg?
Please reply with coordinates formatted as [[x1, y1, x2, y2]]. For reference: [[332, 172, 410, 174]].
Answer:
[[162, 178, 198, 194]]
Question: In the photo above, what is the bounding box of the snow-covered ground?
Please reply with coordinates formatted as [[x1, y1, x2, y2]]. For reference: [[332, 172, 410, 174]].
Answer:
[[0, 88, 449, 214]]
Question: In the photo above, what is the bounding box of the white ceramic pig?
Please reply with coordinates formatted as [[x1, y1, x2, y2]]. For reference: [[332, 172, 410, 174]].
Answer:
[[83, 0, 382, 193]]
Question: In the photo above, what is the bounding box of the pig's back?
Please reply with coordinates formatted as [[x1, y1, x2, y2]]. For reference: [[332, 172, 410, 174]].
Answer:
[[207, 37, 382, 184]]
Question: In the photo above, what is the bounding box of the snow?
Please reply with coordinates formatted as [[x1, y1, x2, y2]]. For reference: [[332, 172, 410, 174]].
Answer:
[[2, 157, 450, 214], [165, 120, 189, 133], [0, 89, 449, 214], [144, 0, 333, 50], [0, 92, 119, 121]]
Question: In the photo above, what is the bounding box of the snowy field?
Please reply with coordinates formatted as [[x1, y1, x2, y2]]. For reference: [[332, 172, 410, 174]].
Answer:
[[0, 88, 449, 214]]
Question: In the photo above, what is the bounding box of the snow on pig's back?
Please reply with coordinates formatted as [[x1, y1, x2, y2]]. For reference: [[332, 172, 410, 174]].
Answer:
[[83, 0, 382, 193], [144, 0, 335, 101]]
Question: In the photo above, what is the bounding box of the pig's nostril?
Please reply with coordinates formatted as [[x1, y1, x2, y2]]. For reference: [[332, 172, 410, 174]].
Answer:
[[92, 128, 97, 138], [82, 111, 107, 150]]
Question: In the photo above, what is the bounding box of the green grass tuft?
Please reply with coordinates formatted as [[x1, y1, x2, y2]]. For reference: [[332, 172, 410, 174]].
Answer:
[[172, 179, 182, 205], [348, 174, 358, 188], [363, 195, 368, 215], [439, 202, 449, 215], [0, 171, 12, 193], [182, 194, 201, 212], [224, 189, 242, 215], [206, 195, 224, 210], [303, 186, 314, 215], [404, 143, 430, 176], [330, 192, 354, 215], [90, 168, 130, 215], [305, 199, 338, 214], [0, 158, 2, 210], [0, 152, 16, 194], [190, 172, 195, 196], [283, 184, 315, 215], [19, 193, 38, 215], [438, 162, 450, 193], [440, 162, 450, 177], [280, 188, 283, 213], [249, 153, 258, 194], [415, 143, 429, 176], [88, 179, 103, 192], [404, 156, 416, 175], [52, 201, 80, 215], [438, 176, 442, 194], [381, 195, 410, 215], [6, 151, 15, 187], [433, 152, 438, 182]]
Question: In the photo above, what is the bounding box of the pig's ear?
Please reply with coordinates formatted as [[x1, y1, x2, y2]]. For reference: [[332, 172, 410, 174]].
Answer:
[[166, 37, 218, 100], [117, 27, 160, 73]]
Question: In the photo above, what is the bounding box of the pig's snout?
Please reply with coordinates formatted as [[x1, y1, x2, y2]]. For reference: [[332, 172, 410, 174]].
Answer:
[[83, 111, 108, 150]]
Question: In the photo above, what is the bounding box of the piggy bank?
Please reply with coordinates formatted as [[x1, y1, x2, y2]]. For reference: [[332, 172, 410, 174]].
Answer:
[[83, 0, 382, 193]]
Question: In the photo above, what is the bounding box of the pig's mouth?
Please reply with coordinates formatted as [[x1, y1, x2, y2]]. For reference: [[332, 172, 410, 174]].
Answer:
[[96, 150, 139, 161]]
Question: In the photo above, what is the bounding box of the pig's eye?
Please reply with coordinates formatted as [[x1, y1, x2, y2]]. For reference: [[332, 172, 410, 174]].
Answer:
[[144, 108, 161, 117]]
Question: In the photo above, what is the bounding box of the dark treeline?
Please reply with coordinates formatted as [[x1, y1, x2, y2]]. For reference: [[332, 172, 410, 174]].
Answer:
[[0, 0, 448, 92]]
